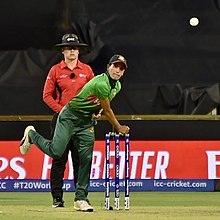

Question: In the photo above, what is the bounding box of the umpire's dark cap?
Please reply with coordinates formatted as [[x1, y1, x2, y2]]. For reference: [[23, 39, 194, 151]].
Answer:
[[55, 34, 88, 48]]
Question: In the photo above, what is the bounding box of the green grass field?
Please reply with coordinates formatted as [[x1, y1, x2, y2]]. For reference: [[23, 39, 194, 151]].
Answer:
[[1, 192, 220, 220]]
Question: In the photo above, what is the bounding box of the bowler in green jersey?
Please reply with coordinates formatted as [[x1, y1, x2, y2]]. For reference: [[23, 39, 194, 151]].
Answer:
[[19, 54, 130, 212]]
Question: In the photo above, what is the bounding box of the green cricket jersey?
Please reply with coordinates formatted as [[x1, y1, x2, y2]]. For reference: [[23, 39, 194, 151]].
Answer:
[[67, 72, 121, 117]]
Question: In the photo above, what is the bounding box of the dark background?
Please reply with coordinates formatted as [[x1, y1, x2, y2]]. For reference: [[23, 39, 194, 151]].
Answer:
[[1, 119, 220, 140], [1, 0, 220, 115]]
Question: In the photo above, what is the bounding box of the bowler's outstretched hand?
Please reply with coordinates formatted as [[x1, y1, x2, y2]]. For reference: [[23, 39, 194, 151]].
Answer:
[[118, 125, 130, 134]]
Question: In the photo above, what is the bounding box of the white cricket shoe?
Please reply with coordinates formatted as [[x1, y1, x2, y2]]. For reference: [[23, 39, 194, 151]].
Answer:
[[20, 125, 35, 155], [74, 200, 94, 212]]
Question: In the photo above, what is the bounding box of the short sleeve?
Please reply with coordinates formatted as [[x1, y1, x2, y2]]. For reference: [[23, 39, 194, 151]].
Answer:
[[95, 81, 110, 99]]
